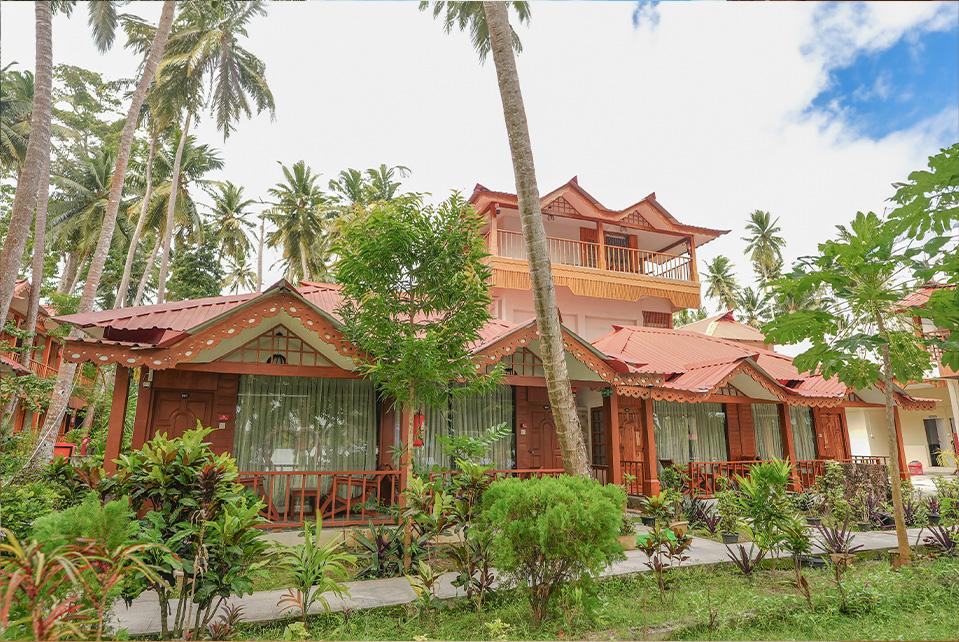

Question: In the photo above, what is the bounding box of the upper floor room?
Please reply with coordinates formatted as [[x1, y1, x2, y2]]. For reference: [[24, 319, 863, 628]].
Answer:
[[468, 178, 727, 313]]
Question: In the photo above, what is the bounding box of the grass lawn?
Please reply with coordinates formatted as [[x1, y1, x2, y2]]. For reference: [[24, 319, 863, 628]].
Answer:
[[235, 554, 959, 640]]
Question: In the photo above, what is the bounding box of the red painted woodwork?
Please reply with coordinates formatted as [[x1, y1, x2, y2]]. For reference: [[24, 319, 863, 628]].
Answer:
[[515, 386, 564, 470], [813, 409, 846, 460], [151, 390, 215, 438], [725, 403, 756, 460], [103, 366, 131, 473]]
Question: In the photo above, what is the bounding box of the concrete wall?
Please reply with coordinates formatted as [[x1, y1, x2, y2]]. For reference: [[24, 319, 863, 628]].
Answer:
[[493, 285, 674, 341]]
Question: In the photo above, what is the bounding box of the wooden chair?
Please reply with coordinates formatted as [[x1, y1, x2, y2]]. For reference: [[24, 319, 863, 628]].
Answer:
[[319, 474, 381, 520]]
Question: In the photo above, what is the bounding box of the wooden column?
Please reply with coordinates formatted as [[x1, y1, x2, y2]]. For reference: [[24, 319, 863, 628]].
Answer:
[[130, 368, 153, 450], [596, 222, 607, 270], [838, 409, 853, 460], [488, 206, 499, 255], [687, 237, 698, 282], [641, 397, 660, 495], [778, 403, 801, 490], [892, 406, 909, 480], [103, 366, 131, 474], [603, 391, 622, 486]]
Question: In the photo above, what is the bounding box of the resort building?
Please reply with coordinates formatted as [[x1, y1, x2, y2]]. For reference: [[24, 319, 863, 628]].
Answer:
[[1, 279, 86, 437], [51, 181, 935, 526]]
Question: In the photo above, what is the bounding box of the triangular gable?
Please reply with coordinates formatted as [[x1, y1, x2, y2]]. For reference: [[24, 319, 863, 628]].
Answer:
[[221, 324, 335, 367]]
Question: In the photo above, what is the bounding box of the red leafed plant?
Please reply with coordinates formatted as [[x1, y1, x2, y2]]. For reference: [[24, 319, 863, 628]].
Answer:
[[0, 529, 90, 640]]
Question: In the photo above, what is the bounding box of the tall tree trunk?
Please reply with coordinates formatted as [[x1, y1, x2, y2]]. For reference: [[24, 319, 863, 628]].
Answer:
[[877, 314, 911, 565], [0, 1, 53, 330], [155, 110, 192, 304], [31, 1, 176, 468], [21, 151, 50, 367], [256, 214, 265, 292], [483, 1, 589, 476], [116, 132, 158, 308], [58, 253, 78, 294], [299, 243, 310, 282], [134, 241, 159, 306]]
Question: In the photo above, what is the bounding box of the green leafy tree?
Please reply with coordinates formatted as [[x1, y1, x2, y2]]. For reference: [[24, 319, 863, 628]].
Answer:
[[166, 227, 225, 301], [673, 307, 707, 327], [743, 209, 785, 289], [763, 211, 932, 565], [885, 143, 959, 371], [267, 160, 334, 281], [736, 287, 771, 328], [703, 255, 740, 310], [205, 180, 255, 264], [0, 65, 34, 175], [422, 0, 590, 477], [333, 193, 497, 565]]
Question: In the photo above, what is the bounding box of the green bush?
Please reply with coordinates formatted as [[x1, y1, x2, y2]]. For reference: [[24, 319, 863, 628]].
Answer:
[[0, 478, 64, 541], [477, 475, 626, 626]]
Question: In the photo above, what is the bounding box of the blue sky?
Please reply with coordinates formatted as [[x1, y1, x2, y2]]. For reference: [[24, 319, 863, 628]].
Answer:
[[811, 8, 959, 140]]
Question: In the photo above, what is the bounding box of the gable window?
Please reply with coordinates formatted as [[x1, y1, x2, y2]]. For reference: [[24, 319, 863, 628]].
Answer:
[[222, 325, 333, 367]]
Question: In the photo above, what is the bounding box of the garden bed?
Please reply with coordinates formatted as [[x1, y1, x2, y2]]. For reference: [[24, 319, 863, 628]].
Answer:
[[228, 556, 959, 641]]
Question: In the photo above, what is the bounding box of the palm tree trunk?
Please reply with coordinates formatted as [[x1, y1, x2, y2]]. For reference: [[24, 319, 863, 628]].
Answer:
[[0, 1, 53, 330], [21, 150, 50, 368], [482, 1, 589, 476], [155, 110, 192, 304], [58, 253, 78, 294], [133, 241, 159, 306], [877, 314, 910, 565], [256, 214, 265, 292], [299, 244, 310, 282], [116, 132, 158, 308], [31, 1, 176, 469]]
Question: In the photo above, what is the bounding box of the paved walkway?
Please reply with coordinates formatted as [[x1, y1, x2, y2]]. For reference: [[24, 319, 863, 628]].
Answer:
[[112, 526, 932, 635]]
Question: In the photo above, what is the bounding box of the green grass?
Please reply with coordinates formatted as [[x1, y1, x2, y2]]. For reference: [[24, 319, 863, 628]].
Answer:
[[234, 554, 959, 640]]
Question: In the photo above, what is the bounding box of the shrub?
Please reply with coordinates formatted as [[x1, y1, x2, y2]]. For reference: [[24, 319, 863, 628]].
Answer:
[[113, 425, 266, 639], [477, 475, 626, 626], [733, 460, 795, 556], [0, 478, 64, 541], [278, 516, 355, 624]]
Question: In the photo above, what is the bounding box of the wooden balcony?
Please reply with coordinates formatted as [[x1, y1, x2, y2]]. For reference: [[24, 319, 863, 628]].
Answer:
[[487, 230, 701, 308]]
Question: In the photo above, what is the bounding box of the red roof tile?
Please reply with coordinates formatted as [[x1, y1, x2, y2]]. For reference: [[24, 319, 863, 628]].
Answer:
[[897, 283, 953, 309]]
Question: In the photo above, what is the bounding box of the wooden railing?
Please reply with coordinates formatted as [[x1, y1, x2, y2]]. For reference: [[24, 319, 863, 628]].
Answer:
[[848, 455, 888, 466], [430, 468, 565, 484], [795, 459, 825, 490], [621, 460, 646, 496], [683, 458, 889, 498], [0, 349, 58, 378], [494, 230, 692, 281], [238, 469, 402, 528], [591, 464, 608, 485]]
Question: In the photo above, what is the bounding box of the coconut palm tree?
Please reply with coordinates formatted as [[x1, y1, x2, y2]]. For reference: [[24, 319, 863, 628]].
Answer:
[[34, 1, 177, 467], [0, 0, 133, 331], [365, 164, 412, 202], [421, 2, 589, 477], [736, 287, 771, 329], [266, 160, 333, 282], [704, 255, 740, 311], [743, 209, 785, 289], [205, 181, 255, 264], [673, 307, 708, 327], [223, 257, 256, 294], [327, 168, 367, 206], [148, 0, 275, 304], [0, 66, 34, 175]]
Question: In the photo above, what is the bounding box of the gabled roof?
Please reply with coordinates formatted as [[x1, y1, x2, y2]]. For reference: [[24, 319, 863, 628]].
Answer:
[[680, 310, 767, 345], [469, 177, 728, 247], [1, 353, 29, 376], [591, 325, 847, 402], [897, 283, 954, 310]]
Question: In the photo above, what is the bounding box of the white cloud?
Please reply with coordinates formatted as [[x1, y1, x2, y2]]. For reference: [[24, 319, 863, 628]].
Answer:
[[0, 0, 954, 326]]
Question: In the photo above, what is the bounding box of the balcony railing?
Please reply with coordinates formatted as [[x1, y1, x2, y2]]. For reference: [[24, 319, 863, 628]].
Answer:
[[493, 230, 692, 281], [1, 349, 59, 378], [621, 460, 646, 496]]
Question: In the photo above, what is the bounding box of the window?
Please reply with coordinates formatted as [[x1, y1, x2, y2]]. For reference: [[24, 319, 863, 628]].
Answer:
[[652, 400, 728, 465], [414, 385, 515, 471], [643, 311, 672, 329], [590, 407, 606, 466], [752, 404, 783, 459], [790, 406, 817, 460], [223, 325, 333, 367], [233, 376, 377, 474]]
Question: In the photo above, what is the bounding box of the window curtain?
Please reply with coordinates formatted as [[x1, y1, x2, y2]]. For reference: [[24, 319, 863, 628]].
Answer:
[[752, 404, 783, 460], [790, 406, 817, 461], [652, 400, 728, 466], [413, 385, 514, 470], [234, 376, 377, 473]]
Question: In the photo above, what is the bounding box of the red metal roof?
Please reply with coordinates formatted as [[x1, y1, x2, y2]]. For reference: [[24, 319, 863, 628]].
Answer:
[[0, 353, 29, 375], [592, 325, 756, 375], [897, 283, 953, 309], [59, 292, 255, 332]]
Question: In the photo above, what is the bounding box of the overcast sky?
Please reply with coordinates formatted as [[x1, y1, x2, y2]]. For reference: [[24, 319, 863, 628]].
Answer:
[[2, 1, 957, 315]]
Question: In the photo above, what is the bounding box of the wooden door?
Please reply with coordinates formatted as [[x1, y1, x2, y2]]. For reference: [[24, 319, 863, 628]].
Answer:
[[150, 390, 215, 440], [529, 409, 562, 469], [817, 412, 844, 460]]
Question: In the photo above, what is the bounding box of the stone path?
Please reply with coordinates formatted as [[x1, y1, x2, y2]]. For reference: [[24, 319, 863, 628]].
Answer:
[[113, 525, 933, 635]]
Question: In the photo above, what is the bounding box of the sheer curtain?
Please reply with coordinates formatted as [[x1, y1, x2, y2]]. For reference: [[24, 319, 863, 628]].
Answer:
[[413, 385, 514, 470], [233, 376, 377, 472], [752, 404, 783, 460], [653, 400, 728, 466], [790, 406, 817, 460]]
